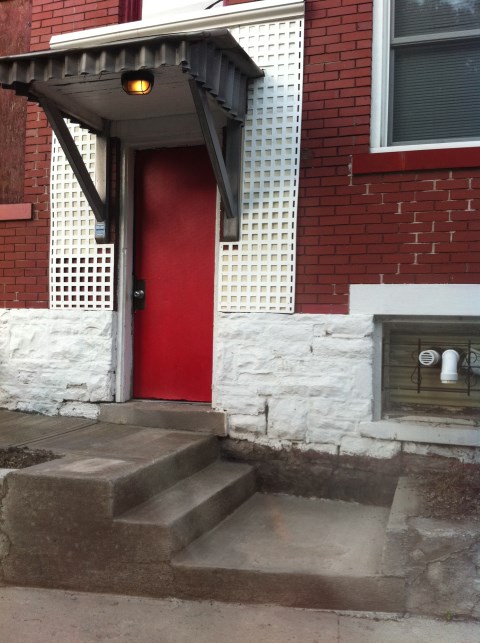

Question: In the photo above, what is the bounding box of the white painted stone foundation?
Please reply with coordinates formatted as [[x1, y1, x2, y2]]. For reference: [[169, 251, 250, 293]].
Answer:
[[1, 307, 477, 460], [213, 313, 480, 460], [0, 310, 116, 417]]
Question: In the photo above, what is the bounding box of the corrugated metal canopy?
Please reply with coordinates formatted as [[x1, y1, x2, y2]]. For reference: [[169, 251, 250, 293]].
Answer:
[[0, 29, 263, 132]]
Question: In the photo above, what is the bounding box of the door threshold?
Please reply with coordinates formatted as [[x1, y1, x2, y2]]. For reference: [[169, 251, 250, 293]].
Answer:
[[99, 400, 226, 436]]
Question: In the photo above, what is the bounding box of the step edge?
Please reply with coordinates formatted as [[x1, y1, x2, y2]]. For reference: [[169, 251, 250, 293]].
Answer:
[[172, 560, 404, 579], [117, 462, 254, 526], [112, 436, 220, 516]]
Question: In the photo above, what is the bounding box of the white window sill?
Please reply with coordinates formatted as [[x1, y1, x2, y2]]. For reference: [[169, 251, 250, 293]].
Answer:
[[360, 418, 480, 447], [371, 141, 480, 154]]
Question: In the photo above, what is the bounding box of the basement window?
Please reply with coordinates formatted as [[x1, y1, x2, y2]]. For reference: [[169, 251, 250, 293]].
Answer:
[[380, 319, 480, 420]]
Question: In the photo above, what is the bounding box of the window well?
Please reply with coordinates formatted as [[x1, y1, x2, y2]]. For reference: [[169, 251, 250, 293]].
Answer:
[[381, 319, 480, 419]]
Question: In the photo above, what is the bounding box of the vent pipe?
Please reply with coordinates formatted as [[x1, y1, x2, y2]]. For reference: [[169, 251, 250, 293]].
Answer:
[[440, 349, 460, 384]]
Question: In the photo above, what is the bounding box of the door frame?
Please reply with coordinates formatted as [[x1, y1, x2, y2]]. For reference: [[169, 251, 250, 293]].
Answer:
[[115, 141, 222, 403]]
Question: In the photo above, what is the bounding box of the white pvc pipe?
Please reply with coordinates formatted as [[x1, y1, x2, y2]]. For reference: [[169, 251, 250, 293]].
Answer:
[[441, 349, 460, 384]]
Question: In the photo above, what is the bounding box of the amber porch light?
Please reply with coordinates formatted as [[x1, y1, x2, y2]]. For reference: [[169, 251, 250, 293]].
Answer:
[[121, 70, 154, 95]]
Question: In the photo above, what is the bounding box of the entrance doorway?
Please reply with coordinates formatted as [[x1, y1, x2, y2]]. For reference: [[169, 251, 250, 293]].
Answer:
[[133, 146, 217, 402]]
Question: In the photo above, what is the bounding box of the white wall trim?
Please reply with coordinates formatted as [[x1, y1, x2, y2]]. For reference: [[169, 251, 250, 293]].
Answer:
[[370, 0, 388, 150], [115, 146, 135, 403], [350, 284, 480, 316], [371, 140, 480, 154], [50, 0, 304, 50]]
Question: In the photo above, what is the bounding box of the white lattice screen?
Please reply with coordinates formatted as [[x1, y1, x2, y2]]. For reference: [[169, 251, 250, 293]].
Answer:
[[50, 122, 114, 310], [219, 19, 303, 313]]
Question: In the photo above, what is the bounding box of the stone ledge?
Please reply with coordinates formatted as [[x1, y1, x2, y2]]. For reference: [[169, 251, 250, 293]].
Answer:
[[382, 476, 480, 618], [360, 419, 480, 448]]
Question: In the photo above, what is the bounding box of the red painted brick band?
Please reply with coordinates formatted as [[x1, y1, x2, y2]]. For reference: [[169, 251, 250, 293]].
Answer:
[[352, 147, 480, 175], [0, 203, 33, 220]]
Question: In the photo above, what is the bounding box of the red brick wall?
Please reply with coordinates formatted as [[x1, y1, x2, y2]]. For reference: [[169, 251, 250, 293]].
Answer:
[[0, 0, 124, 308], [297, 0, 480, 314], [30, 0, 122, 51], [0, 0, 31, 205]]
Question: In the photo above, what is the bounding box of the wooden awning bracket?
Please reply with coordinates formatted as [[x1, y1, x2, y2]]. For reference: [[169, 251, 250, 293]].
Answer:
[[189, 79, 242, 242], [37, 95, 110, 242]]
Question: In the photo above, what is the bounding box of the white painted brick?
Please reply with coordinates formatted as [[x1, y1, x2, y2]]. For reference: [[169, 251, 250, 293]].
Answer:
[[296, 441, 339, 456], [0, 310, 116, 416], [267, 397, 308, 441], [228, 413, 267, 437], [402, 442, 480, 463], [313, 315, 373, 338], [311, 336, 372, 359], [325, 315, 374, 338], [340, 436, 402, 459], [60, 402, 100, 419], [214, 313, 377, 451], [214, 391, 266, 415], [306, 415, 352, 446]]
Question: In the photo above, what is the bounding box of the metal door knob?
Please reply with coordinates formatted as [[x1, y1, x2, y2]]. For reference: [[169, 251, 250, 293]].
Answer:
[[133, 289, 145, 299]]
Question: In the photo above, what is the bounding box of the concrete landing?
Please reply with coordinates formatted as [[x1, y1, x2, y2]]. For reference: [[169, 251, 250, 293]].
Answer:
[[0, 411, 94, 447], [21, 421, 214, 462], [174, 493, 405, 611]]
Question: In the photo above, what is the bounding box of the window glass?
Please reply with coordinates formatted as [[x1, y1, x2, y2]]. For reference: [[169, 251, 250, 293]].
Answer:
[[392, 41, 480, 143], [389, 0, 480, 144], [394, 0, 480, 38]]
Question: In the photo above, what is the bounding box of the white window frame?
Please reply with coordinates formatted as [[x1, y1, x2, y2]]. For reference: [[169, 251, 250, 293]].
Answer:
[[370, 0, 480, 153]]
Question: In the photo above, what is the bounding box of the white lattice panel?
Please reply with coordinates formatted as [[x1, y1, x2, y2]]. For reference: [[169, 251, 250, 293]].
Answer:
[[50, 122, 114, 310], [219, 19, 303, 313]]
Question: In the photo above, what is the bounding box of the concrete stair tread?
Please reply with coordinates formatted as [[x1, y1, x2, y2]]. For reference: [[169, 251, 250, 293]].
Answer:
[[174, 493, 390, 576], [172, 493, 405, 611], [118, 461, 254, 527]]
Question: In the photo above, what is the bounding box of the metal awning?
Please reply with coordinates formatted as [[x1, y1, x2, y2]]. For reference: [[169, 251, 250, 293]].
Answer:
[[0, 29, 263, 241], [0, 29, 262, 130]]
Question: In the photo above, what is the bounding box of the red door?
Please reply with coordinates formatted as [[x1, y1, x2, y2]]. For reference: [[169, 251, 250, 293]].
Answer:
[[133, 146, 217, 402]]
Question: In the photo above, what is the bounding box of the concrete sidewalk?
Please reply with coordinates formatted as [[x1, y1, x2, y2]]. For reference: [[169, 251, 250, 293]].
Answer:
[[0, 586, 479, 642]]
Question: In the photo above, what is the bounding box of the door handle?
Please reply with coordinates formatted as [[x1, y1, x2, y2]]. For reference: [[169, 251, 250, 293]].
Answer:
[[133, 279, 146, 310]]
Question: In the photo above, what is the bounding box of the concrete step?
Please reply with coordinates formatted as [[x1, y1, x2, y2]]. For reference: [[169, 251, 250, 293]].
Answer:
[[4, 424, 220, 524], [99, 401, 226, 436], [116, 461, 256, 558], [0, 412, 406, 612], [173, 493, 406, 612]]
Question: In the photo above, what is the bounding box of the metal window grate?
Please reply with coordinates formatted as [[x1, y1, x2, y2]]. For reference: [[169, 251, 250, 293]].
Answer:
[[218, 19, 303, 313], [50, 121, 115, 310], [382, 324, 480, 418]]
